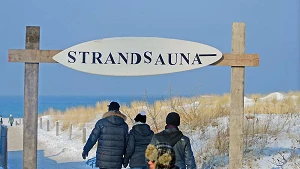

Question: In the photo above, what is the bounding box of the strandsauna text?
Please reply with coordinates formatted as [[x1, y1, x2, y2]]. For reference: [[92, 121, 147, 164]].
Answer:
[[67, 51, 216, 65]]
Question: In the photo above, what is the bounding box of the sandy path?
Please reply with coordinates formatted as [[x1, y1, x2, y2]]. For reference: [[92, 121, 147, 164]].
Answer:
[[7, 125, 23, 151], [4, 119, 44, 151], [3, 119, 91, 169]]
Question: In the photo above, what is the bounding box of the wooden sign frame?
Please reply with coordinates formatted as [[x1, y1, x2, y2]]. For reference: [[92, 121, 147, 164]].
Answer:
[[8, 22, 259, 169]]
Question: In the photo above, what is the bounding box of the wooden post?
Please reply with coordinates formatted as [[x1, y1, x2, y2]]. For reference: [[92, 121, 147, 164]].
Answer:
[[46, 120, 50, 131], [229, 22, 245, 169], [39, 118, 42, 129], [82, 127, 86, 143], [23, 26, 39, 169], [56, 121, 59, 136], [69, 124, 72, 140]]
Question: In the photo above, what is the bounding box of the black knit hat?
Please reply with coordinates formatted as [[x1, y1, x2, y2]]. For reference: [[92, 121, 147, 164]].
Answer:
[[108, 101, 120, 111], [166, 112, 180, 126], [134, 111, 146, 123]]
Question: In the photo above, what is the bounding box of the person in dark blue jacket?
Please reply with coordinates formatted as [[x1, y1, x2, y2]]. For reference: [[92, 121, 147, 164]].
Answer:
[[123, 111, 154, 169], [82, 101, 129, 169]]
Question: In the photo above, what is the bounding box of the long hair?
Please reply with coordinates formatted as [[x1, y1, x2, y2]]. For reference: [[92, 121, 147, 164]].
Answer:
[[145, 143, 176, 169]]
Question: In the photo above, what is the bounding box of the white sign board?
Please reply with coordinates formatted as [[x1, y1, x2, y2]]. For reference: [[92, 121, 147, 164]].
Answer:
[[53, 37, 222, 76]]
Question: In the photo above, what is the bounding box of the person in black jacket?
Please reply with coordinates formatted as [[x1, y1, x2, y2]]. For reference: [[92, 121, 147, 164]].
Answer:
[[82, 101, 129, 169], [150, 112, 196, 169], [123, 111, 154, 169], [8, 114, 14, 126]]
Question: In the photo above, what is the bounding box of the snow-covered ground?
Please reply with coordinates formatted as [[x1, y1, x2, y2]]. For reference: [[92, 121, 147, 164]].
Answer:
[[187, 114, 300, 168], [1, 118, 92, 169], [2, 92, 300, 169]]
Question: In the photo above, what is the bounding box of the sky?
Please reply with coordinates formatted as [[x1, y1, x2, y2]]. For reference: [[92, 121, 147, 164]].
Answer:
[[0, 0, 299, 97]]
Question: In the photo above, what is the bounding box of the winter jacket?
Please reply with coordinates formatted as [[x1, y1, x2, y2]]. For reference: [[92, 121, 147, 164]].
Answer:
[[150, 127, 196, 169], [83, 111, 129, 169], [8, 116, 14, 124], [123, 122, 154, 168]]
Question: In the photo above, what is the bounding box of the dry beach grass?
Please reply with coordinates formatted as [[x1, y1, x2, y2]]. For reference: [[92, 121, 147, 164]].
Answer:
[[41, 91, 300, 168]]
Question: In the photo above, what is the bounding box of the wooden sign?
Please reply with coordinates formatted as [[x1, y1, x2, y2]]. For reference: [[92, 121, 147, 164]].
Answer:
[[52, 37, 223, 76], [8, 23, 260, 169]]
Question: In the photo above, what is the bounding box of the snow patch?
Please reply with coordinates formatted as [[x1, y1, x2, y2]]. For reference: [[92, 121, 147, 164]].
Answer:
[[260, 92, 285, 101], [4, 92, 300, 168]]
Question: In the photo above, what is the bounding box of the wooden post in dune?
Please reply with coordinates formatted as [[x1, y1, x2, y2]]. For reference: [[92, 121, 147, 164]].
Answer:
[[229, 22, 246, 169], [46, 120, 50, 131], [56, 121, 59, 136], [39, 118, 42, 129], [69, 124, 72, 140], [8, 22, 259, 169], [23, 26, 39, 169], [83, 127, 86, 143]]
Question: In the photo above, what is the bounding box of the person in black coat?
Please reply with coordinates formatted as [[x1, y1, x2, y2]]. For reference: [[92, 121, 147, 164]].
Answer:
[[8, 114, 14, 126], [82, 101, 129, 169], [150, 112, 196, 169], [123, 111, 154, 169]]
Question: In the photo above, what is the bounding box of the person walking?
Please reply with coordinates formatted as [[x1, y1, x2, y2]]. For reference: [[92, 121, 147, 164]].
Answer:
[[123, 111, 154, 169], [150, 112, 196, 169], [8, 114, 14, 126], [82, 101, 129, 169], [0, 115, 3, 125]]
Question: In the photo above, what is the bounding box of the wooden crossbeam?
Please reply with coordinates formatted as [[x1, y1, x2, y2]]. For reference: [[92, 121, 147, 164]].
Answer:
[[8, 49, 259, 66]]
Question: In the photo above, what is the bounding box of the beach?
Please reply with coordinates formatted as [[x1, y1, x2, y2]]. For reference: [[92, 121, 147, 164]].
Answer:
[[1, 92, 300, 168], [2, 118, 91, 169]]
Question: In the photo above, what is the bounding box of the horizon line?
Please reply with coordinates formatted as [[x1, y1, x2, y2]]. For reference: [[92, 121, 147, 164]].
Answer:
[[0, 90, 299, 98]]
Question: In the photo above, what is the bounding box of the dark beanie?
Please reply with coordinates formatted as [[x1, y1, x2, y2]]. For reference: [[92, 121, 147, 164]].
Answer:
[[166, 112, 180, 126], [134, 111, 146, 123], [108, 101, 120, 111]]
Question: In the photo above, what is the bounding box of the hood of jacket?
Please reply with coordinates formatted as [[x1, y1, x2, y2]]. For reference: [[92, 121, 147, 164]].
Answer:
[[102, 110, 127, 125], [132, 123, 153, 137], [155, 128, 183, 146]]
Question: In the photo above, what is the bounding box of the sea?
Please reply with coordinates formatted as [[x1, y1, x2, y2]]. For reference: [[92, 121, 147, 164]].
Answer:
[[0, 95, 169, 118]]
